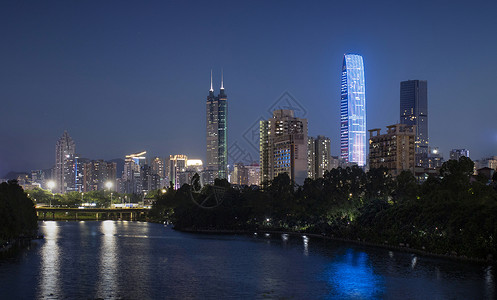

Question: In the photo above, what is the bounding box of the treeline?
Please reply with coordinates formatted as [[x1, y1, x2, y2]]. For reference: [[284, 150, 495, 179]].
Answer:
[[0, 180, 38, 244], [149, 157, 497, 261]]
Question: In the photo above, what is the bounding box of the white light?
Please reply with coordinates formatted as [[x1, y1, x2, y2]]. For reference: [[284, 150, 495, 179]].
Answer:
[[47, 181, 55, 190]]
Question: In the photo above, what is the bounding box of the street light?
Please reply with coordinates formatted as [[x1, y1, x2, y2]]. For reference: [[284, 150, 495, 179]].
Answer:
[[105, 181, 113, 206], [47, 180, 55, 208]]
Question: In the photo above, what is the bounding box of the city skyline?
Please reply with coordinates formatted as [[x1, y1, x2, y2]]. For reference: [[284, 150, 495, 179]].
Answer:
[[1, 1, 497, 176]]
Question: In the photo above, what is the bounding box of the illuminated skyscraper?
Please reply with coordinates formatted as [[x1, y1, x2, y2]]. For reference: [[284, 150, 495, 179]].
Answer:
[[54, 131, 76, 193], [340, 54, 366, 167], [400, 80, 428, 166], [206, 70, 228, 180]]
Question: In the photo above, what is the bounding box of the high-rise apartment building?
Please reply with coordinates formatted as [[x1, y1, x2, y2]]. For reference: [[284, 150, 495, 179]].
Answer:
[[54, 131, 76, 193], [400, 80, 428, 167], [83, 160, 116, 192], [340, 54, 366, 167], [308, 135, 332, 179], [450, 149, 470, 161], [369, 124, 416, 176], [206, 71, 228, 181], [260, 109, 308, 185]]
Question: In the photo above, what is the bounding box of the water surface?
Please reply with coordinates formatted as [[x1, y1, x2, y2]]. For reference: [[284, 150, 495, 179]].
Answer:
[[0, 221, 493, 299]]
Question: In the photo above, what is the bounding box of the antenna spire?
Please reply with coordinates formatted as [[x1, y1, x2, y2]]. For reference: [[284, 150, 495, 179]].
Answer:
[[221, 69, 224, 90], [210, 69, 213, 92]]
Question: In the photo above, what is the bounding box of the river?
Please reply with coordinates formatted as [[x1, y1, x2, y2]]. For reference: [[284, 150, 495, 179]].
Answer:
[[0, 221, 494, 299]]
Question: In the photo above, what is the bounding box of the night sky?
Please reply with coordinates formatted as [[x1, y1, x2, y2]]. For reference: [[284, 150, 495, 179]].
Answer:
[[1, 0, 496, 176]]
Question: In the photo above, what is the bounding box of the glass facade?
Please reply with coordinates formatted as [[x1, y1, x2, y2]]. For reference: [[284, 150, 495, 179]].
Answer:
[[400, 80, 428, 167], [206, 78, 228, 180], [340, 54, 366, 167]]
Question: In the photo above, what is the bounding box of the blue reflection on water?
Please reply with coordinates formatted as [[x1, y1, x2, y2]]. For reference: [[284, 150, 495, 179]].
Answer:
[[324, 248, 384, 299]]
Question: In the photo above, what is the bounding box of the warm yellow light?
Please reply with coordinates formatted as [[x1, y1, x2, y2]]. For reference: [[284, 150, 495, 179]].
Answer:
[[187, 159, 203, 166], [161, 189, 167, 194], [125, 151, 147, 158]]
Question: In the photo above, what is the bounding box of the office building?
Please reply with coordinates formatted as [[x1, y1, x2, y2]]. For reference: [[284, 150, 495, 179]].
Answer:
[[260, 109, 308, 185], [54, 131, 76, 193], [369, 124, 416, 176], [206, 71, 228, 180], [341, 54, 366, 167], [400, 80, 428, 167]]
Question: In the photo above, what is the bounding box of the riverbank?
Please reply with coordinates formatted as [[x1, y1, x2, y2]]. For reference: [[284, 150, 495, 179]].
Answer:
[[176, 227, 496, 266]]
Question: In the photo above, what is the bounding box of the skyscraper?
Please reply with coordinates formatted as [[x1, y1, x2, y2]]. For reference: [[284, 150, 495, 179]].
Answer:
[[308, 135, 332, 179], [259, 109, 308, 185], [340, 54, 366, 167], [206, 71, 228, 180], [54, 131, 76, 193], [400, 80, 428, 167], [121, 151, 146, 194]]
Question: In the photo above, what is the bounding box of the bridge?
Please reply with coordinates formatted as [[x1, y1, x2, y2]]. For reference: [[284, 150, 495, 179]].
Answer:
[[36, 207, 150, 221]]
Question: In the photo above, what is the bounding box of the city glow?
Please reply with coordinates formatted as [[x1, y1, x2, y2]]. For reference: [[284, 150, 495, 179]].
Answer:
[[186, 159, 203, 166]]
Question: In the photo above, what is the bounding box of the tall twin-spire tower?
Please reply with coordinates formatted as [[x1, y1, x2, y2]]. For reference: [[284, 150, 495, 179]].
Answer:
[[206, 70, 228, 180]]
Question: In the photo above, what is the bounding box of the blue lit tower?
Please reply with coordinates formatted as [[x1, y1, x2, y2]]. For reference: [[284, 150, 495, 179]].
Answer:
[[340, 54, 366, 166], [206, 70, 228, 180]]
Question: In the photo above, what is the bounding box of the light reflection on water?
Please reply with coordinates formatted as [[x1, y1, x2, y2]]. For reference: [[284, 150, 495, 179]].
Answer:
[[97, 220, 117, 298], [38, 221, 60, 299], [0, 222, 490, 299], [324, 249, 384, 299]]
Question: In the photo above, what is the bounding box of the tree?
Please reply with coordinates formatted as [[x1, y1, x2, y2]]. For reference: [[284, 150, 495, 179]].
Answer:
[[0, 181, 38, 241]]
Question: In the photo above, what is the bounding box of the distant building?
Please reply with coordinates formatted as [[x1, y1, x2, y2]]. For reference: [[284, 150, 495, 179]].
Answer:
[[232, 163, 249, 185], [121, 151, 146, 194], [246, 163, 260, 186], [369, 124, 416, 176], [169, 155, 188, 189], [141, 164, 160, 192], [206, 71, 228, 180], [150, 157, 165, 179], [450, 149, 470, 161], [400, 80, 428, 167], [475, 156, 497, 171], [74, 155, 89, 192], [341, 54, 367, 167], [308, 135, 332, 179], [54, 131, 76, 193], [176, 159, 203, 188], [83, 160, 117, 192], [260, 109, 308, 185], [428, 147, 444, 169], [30, 170, 46, 188]]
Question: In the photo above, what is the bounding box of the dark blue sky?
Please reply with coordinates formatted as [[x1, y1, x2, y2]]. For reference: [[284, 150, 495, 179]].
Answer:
[[1, 0, 496, 176]]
